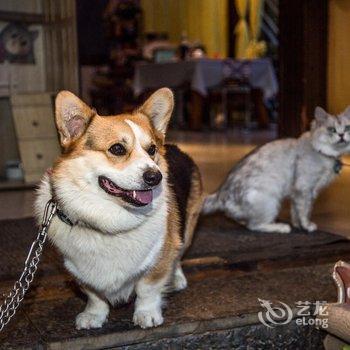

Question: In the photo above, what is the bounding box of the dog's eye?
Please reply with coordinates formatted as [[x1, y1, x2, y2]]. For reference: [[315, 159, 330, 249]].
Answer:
[[109, 143, 126, 156], [345, 125, 350, 132], [147, 144, 156, 156], [327, 127, 336, 133]]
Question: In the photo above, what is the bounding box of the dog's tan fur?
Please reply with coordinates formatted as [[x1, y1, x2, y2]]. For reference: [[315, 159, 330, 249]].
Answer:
[[35, 88, 202, 329]]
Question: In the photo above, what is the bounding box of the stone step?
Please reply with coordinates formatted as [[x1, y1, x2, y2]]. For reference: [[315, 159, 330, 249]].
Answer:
[[0, 215, 349, 349], [0, 263, 334, 349]]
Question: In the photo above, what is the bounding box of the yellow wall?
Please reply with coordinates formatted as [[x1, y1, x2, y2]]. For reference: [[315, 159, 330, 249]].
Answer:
[[141, 0, 228, 58], [328, 0, 350, 113]]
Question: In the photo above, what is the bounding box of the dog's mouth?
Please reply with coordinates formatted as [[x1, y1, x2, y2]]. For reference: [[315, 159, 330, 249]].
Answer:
[[98, 175, 153, 207]]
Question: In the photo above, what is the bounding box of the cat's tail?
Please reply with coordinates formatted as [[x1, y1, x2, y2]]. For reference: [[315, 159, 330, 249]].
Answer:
[[201, 192, 221, 215]]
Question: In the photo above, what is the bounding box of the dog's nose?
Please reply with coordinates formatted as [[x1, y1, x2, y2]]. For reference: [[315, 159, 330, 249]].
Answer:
[[143, 169, 162, 187], [339, 133, 345, 140]]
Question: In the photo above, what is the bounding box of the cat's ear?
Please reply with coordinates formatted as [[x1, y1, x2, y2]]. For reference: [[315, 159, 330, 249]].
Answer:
[[314, 106, 329, 125], [341, 105, 350, 117], [55, 91, 95, 149]]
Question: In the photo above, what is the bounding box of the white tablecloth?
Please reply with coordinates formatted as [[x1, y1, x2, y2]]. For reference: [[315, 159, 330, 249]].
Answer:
[[133, 58, 278, 101]]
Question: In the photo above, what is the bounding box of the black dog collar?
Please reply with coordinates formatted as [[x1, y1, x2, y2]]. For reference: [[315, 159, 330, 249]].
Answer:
[[56, 208, 74, 226], [56, 207, 96, 231]]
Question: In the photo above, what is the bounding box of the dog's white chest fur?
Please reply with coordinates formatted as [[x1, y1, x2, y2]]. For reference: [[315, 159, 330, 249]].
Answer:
[[36, 177, 167, 302], [60, 211, 165, 295]]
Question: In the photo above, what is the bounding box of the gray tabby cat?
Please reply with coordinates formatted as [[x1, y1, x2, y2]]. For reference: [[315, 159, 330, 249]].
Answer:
[[202, 106, 350, 233]]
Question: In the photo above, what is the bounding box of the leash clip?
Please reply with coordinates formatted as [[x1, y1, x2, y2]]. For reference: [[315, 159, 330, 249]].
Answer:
[[42, 199, 57, 229]]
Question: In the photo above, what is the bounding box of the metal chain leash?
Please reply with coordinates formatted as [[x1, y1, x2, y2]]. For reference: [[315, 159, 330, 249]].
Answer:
[[0, 199, 57, 332]]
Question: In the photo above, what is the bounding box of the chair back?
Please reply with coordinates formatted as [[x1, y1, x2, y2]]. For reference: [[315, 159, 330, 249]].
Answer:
[[222, 59, 251, 85]]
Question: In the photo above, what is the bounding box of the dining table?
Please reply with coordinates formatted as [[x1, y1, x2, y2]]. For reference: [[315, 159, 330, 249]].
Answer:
[[133, 58, 278, 130]]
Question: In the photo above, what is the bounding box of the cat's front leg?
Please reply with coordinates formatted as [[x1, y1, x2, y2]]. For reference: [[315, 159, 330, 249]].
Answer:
[[312, 171, 335, 199], [290, 200, 300, 228], [293, 193, 317, 232]]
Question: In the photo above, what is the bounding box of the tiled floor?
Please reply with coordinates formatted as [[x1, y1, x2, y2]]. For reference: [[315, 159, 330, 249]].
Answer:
[[1, 128, 350, 237], [171, 130, 350, 238]]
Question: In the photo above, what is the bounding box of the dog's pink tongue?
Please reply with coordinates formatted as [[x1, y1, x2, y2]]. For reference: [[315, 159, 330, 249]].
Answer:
[[134, 190, 153, 204]]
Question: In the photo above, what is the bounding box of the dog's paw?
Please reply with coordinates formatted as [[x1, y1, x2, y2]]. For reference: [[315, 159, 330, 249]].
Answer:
[[75, 312, 107, 330], [133, 309, 164, 329], [302, 222, 317, 233], [173, 268, 187, 291]]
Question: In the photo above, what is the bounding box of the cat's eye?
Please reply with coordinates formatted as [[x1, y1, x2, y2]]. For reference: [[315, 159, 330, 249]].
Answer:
[[109, 143, 126, 156], [147, 144, 157, 156], [327, 127, 336, 133], [345, 125, 350, 132]]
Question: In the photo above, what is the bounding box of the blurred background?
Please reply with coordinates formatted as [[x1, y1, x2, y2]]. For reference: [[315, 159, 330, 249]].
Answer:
[[2, 3, 350, 348], [0, 0, 349, 237]]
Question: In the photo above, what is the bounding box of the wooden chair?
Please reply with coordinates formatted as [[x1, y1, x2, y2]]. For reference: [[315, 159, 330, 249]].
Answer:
[[208, 60, 253, 130]]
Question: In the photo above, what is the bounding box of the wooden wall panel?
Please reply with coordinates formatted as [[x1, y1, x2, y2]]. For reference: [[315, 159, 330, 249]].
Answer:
[[0, 98, 19, 178], [278, 0, 328, 137], [328, 0, 350, 114], [43, 0, 79, 94]]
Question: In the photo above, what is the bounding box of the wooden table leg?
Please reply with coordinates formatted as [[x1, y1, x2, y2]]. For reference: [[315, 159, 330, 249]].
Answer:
[[251, 88, 269, 129], [189, 91, 204, 130]]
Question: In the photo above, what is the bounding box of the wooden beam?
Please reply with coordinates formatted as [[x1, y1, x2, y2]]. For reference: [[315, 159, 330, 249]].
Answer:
[[227, 0, 238, 58], [278, 0, 328, 137], [0, 10, 45, 24]]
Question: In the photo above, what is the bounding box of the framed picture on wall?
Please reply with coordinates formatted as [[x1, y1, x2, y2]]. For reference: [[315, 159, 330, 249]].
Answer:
[[0, 22, 38, 64]]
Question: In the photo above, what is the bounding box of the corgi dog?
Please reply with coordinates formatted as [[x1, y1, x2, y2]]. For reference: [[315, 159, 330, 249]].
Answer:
[[35, 88, 203, 329]]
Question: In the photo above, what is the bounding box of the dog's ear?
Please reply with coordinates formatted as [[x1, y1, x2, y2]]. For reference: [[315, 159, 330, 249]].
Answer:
[[139, 88, 174, 136], [55, 91, 95, 149]]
